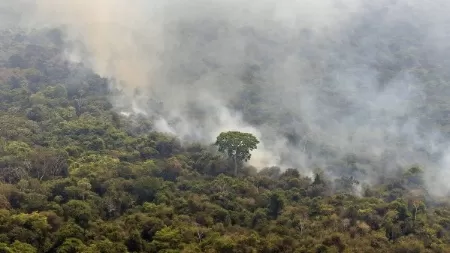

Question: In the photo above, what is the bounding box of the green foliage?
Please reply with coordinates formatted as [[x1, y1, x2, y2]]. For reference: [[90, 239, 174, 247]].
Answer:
[[9, 241, 37, 253], [215, 131, 259, 176], [215, 131, 259, 162], [0, 28, 448, 253]]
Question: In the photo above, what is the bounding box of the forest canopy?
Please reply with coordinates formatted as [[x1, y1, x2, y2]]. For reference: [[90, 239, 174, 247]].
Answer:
[[2, 0, 450, 252], [0, 27, 447, 253]]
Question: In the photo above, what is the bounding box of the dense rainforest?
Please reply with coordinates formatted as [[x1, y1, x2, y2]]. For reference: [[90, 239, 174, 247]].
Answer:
[[0, 26, 450, 253]]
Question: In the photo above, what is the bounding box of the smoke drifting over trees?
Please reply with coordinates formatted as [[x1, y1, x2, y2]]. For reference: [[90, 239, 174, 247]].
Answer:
[[6, 0, 450, 195]]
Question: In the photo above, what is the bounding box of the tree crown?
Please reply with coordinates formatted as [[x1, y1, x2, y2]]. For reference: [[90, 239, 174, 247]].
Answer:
[[214, 131, 259, 162]]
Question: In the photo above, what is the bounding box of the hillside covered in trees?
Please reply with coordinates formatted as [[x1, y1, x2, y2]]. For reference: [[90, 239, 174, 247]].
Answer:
[[0, 27, 449, 253]]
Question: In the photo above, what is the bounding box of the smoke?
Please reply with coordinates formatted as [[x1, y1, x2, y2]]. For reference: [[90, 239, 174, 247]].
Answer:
[[10, 0, 450, 195]]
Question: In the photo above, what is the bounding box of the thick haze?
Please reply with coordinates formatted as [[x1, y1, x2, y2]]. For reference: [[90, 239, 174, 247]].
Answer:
[[7, 0, 450, 195]]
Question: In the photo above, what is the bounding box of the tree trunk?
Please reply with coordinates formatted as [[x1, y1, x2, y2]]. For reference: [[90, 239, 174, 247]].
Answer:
[[234, 154, 237, 177]]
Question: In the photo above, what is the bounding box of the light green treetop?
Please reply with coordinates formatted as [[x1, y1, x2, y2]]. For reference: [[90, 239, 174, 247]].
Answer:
[[214, 131, 259, 176]]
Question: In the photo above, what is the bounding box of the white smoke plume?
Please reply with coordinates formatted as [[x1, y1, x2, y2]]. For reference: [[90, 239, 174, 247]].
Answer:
[[8, 0, 450, 195]]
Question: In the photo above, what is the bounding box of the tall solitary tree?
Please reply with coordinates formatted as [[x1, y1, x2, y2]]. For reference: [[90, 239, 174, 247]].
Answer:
[[214, 131, 259, 176]]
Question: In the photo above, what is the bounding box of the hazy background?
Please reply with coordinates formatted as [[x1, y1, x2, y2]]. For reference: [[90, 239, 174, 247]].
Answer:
[[3, 0, 450, 195]]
